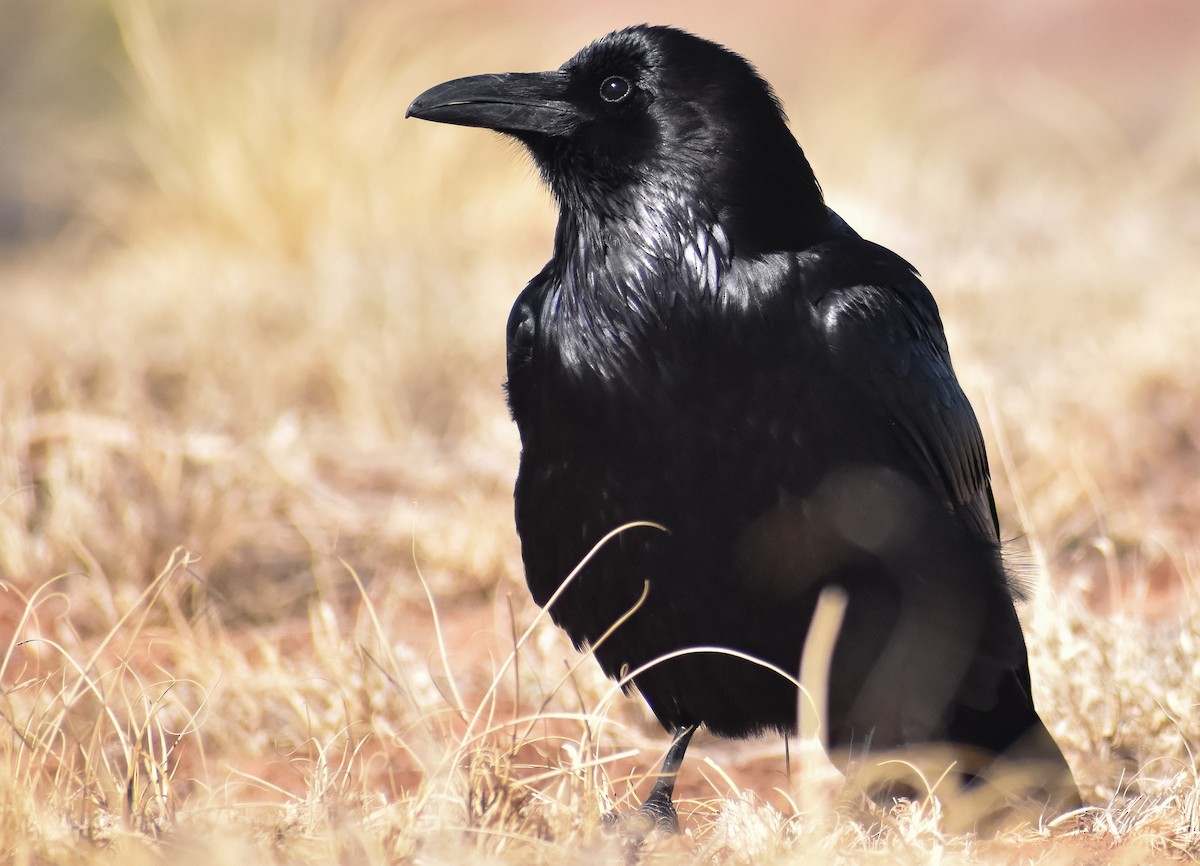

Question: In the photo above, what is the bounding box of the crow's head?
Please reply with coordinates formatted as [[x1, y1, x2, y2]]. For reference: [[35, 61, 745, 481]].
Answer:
[[408, 25, 828, 253]]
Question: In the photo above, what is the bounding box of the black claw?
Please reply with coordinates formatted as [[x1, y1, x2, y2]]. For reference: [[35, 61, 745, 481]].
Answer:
[[603, 799, 681, 865], [636, 793, 681, 834]]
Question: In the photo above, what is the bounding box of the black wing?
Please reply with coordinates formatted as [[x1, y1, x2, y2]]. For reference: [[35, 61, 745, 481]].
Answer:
[[804, 243, 1040, 740], [815, 247, 1000, 546]]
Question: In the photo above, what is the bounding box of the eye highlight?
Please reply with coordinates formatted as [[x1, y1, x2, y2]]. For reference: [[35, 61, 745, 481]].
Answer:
[[599, 75, 632, 103]]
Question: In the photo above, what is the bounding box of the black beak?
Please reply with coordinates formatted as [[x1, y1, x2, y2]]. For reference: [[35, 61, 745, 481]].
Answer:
[[406, 71, 576, 137]]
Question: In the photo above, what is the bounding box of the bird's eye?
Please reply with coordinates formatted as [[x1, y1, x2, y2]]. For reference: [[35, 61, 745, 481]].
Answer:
[[599, 75, 632, 103]]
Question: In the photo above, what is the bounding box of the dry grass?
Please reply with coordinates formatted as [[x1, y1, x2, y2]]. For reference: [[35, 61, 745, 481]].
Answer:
[[2, 0, 1200, 862]]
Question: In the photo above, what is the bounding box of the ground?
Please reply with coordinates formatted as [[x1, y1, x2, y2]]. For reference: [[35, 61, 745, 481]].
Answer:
[[2, 0, 1199, 863]]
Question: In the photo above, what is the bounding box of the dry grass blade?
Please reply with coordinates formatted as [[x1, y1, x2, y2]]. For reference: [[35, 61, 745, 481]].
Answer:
[[796, 587, 849, 817]]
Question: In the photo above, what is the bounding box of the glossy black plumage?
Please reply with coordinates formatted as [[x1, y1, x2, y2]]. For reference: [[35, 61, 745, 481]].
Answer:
[[409, 24, 1078, 825]]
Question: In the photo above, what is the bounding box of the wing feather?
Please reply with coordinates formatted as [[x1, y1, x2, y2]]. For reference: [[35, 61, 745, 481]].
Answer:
[[818, 271, 1000, 544]]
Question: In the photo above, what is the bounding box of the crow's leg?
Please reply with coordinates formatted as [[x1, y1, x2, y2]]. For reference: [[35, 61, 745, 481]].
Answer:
[[636, 726, 695, 833]]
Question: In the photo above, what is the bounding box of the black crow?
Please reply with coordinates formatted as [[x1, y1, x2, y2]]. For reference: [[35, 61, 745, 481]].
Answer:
[[408, 24, 1079, 830]]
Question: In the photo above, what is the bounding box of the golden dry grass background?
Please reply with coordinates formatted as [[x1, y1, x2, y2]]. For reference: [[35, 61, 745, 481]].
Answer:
[[2, 0, 1200, 862]]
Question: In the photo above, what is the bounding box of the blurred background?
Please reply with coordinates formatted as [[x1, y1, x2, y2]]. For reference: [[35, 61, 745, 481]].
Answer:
[[1, 0, 1199, 831], [3, 0, 1198, 610]]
